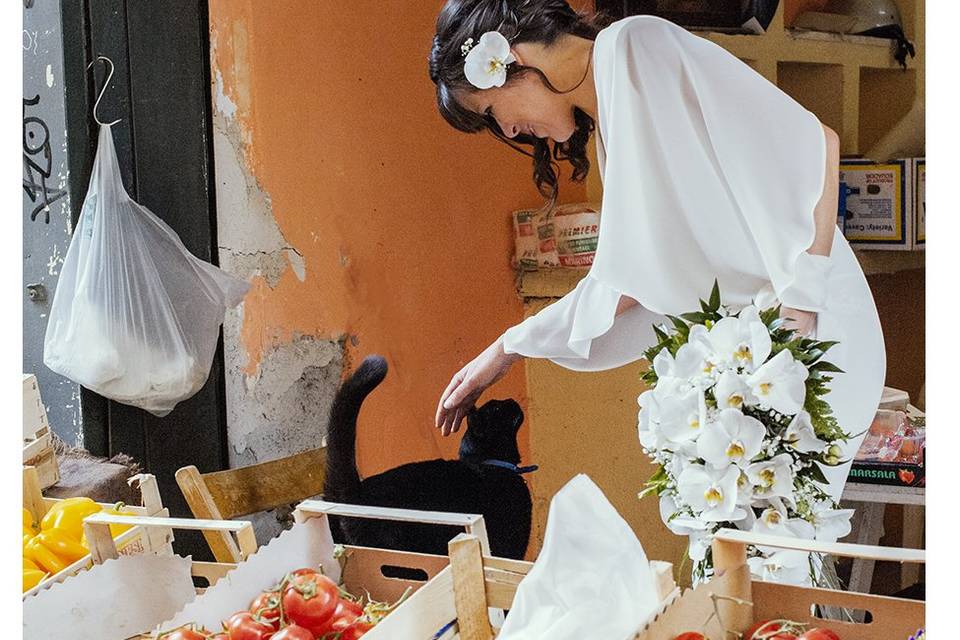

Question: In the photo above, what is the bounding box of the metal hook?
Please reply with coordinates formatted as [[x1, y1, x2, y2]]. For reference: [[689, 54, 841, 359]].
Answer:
[[86, 55, 122, 127]]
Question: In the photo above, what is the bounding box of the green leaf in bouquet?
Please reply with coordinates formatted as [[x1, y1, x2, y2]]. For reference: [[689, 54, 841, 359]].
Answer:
[[681, 311, 708, 324], [759, 306, 781, 327], [666, 315, 690, 334], [804, 462, 830, 485], [812, 340, 840, 353], [708, 279, 721, 312], [648, 465, 668, 484], [809, 360, 844, 374], [653, 324, 670, 343]]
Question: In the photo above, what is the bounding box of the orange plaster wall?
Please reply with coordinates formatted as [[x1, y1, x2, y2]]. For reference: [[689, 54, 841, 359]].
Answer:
[[208, 1, 588, 476]]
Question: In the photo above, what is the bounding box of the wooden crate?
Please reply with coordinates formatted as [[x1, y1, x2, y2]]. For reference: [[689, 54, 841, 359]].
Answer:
[[362, 535, 678, 639], [82, 511, 254, 590], [135, 501, 477, 638], [374, 529, 924, 639], [25, 513, 252, 640], [22, 374, 59, 489], [633, 530, 925, 640], [22, 465, 172, 598]]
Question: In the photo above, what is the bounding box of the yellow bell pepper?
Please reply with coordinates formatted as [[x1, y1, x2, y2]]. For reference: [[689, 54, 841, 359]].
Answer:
[[102, 502, 134, 537], [41, 497, 100, 541], [80, 502, 135, 547], [23, 566, 46, 592], [23, 508, 36, 530], [23, 556, 40, 571], [24, 535, 67, 574], [23, 526, 35, 549], [25, 529, 89, 573]]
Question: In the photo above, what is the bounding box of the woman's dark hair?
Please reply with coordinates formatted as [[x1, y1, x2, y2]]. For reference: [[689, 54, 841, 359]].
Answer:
[[429, 0, 609, 207]]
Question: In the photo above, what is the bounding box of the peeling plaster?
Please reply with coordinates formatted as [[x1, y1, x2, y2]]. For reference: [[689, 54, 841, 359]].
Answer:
[[212, 114, 304, 288], [223, 329, 343, 467]]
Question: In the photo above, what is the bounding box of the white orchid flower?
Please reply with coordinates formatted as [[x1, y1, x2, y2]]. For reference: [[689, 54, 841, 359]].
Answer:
[[713, 370, 757, 410], [678, 464, 746, 522], [747, 454, 795, 500], [810, 505, 855, 541], [735, 468, 754, 506], [659, 388, 708, 445], [658, 495, 701, 533], [751, 507, 816, 555], [754, 504, 789, 534], [637, 390, 661, 450], [654, 343, 711, 382], [463, 31, 516, 89], [748, 549, 812, 585], [686, 325, 725, 381], [687, 528, 713, 563], [783, 410, 827, 453], [697, 408, 765, 469], [690, 307, 772, 373], [746, 349, 809, 415]]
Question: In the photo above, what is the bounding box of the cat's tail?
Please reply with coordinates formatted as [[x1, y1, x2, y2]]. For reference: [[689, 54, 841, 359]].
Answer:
[[324, 354, 388, 504]]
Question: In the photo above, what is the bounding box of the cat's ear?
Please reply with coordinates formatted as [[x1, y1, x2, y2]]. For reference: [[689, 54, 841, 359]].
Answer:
[[506, 399, 524, 432]]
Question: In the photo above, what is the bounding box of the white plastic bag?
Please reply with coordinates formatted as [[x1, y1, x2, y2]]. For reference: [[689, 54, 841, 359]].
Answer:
[[44, 124, 249, 416], [497, 474, 660, 640]]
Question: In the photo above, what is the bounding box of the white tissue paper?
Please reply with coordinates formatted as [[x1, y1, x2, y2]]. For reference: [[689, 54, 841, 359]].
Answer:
[[497, 474, 660, 640], [22, 554, 196, 640]]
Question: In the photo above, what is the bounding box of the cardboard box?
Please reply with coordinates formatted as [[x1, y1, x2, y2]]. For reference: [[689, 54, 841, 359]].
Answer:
[[553, 203, 600, 267], [511, 209, 538, 271], [840, 158, 914, 250], [849, 405, 925, 488], [914, 157, 925, 249]]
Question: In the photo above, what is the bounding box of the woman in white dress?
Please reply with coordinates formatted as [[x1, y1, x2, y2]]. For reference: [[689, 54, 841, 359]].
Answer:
[[428, 0, 884, 500]]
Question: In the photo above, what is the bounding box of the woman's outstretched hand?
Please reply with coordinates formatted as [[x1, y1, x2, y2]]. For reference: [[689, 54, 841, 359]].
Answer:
[[436, 338, 521, 436], [780, 306, 817, 337]]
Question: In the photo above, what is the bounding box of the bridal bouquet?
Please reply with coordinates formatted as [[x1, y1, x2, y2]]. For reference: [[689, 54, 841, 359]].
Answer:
[[637, 282, 853, 585]]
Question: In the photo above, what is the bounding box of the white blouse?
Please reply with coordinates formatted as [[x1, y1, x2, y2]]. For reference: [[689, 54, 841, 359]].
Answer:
[[501, 16, 885, 499]]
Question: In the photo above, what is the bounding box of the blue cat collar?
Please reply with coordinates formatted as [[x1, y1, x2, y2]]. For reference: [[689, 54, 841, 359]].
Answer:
[[481, 459, 539, 474]]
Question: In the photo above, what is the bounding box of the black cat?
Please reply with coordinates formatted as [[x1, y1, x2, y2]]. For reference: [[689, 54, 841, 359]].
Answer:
[[323, 355, 534, 560]]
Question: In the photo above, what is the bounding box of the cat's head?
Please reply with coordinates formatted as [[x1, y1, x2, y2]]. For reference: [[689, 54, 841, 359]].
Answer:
[[458, 398, 525, 465]]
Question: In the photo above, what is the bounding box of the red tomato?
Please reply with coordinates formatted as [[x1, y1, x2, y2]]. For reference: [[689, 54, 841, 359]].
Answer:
[[335, 598, 364, 620], [163, 629, 207, 640], [746, 621, 781, 639], [282, 573, 340, 634], [799, 630, 841, 640], [225, 611, 275, 640], [338, 618, 375, 640], [249, 591, 282, 630], [271, 624, 314, 640], [673, 634, 706, 640]]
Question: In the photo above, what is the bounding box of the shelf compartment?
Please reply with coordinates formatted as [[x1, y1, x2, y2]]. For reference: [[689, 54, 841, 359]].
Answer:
[[777, 61, 845, 140]]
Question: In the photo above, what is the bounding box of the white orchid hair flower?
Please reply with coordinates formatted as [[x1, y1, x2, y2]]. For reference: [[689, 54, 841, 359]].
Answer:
[[463, 31, 516, 89]]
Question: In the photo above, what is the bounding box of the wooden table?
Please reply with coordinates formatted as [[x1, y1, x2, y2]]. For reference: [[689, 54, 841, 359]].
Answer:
[[841, 482, 924, 593]]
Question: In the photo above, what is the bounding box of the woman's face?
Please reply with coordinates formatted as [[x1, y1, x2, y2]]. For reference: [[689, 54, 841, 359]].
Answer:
[[458, 72, 577, 143]]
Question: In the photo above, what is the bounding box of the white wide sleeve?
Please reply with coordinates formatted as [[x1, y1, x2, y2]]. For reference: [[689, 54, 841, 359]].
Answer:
[[501, 275, 666, 372], [595, 16, 830, 313]]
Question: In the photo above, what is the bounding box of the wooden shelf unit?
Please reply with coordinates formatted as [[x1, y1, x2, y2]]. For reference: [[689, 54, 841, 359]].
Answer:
[[690, 0, 922, 157], [516, 249, 923, 299]]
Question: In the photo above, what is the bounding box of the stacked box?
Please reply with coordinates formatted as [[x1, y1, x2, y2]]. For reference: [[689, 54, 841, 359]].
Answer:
[[849, 406, 925, 488], [840, 158, 913, 250], [914, 157, 925, 249], [553, 203, 600, 267]]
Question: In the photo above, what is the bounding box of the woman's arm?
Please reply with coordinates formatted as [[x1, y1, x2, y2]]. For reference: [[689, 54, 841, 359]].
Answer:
[[807, 124, 841, 257], [781, 123, 841, 336]]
